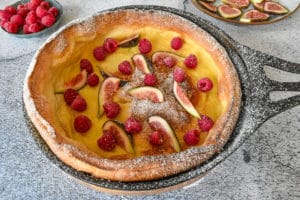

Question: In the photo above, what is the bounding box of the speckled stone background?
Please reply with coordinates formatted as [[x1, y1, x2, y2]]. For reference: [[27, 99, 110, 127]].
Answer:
[[0, 0, 299, 199]]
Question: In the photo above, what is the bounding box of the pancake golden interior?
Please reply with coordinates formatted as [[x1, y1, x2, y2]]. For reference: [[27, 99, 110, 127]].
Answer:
[[24, 9, 241, 181]]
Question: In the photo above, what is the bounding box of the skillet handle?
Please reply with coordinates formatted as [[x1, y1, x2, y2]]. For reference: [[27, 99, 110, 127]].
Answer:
[[255, 49, 300, 118], [236, 44, 299, 121]]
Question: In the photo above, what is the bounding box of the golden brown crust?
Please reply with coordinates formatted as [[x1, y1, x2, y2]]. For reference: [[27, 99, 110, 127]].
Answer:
[[23, 9, 241, 182]]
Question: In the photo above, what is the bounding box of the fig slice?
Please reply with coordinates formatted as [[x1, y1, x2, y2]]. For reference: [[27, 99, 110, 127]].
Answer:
[[218, 4, 242, 19], [173, 81, 200, 119], [98, 77, 121, 117], [98, 69, 128, 87], [221, 0, 250, 8], [102, 120, 134, 154], [131, 54, 153, 74], [198, 1, 218, 13], [55, 70, 87, 93], [148, 116, 180, 152], [152, 51, 185, 67], [264, 2, 289, 14], [240, 9, 270, 22], [118, 33, 140, 48], [128, 86, 164, 103]]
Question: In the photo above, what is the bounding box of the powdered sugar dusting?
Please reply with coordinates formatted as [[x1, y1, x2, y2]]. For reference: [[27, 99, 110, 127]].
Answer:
[[120, 66, 193, 129], [75, 17, 97, 40], [53, 34, 67, 54]]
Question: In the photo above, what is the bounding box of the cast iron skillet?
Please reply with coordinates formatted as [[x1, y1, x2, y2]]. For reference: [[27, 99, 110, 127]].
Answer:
[[24, 5, 300, 195]]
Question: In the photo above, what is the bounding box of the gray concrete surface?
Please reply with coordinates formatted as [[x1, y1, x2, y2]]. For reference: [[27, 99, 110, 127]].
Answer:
[[0, 0, 299, 199]]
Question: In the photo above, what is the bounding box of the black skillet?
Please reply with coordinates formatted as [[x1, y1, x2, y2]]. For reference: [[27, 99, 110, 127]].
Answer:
[[24, 5, 300, 195]]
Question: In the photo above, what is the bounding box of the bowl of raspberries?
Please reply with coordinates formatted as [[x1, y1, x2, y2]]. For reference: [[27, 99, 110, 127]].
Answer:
[[0, 0, 63, 37]]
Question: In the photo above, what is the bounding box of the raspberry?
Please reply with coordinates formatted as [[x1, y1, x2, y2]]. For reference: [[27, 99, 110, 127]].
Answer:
[[138, 38, 152, 54], [173, 67, 186, 83], [93, 46, 107, 61], [171, 37, 183, 50], [163, 56, 176, 68], [198, 115, 214, 132], [4, 6, 17, 15], [41, 14, 55, 27], [27, 2, 39, 10], [40, 1, 50, 10], [80, 59, 93, 74], [197, 78, 213, 92], [48, 7, 59, 17], [10, 14, 24, 26], [70, 95, 87, 112], [184, 129, 200, 146], [103, 38, 118, 53], [30, 0, 42, 4], [23, 24, 30, 34], [0, 10, 12, 22], [74, 115, 91, 134], [4, 22, 18, 33], [36, 6, 48, 18], [144, 73, 157, 86], [25, 11, 37, 24], [118, 60, 132, 75], [17, 8, 29, 18], [125, 117, 142, 134], [184, 54, 198, 69], [103, 102, 120, 118], [64, 89, 78, 105], [149, 131, 164, 146], [97, 133, 116, 151], [28, 22, 41, 33], [87, 73, 99, 87]]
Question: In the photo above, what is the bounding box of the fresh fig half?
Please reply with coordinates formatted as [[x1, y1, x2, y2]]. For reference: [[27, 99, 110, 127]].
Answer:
[[148, 116, 180, 152], [152, 51, 184, 67], [264, 2, 289, 14], [118, 33, 140, 48], [102, 120, 134, 154], [221, 0, 250, 8], [218, 4, 242, 19], [55, 70, 87, 93], [198, 1, 218, 13], [98, 77, 121, 117], [240, 9, 270, 22], [131, 54, 153, 74], [128, 86, 164, 103], [173, 81, 200, 119]]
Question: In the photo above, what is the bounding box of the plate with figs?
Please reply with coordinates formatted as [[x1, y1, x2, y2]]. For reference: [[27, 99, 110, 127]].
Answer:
[[192, 0, 300, 25]]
